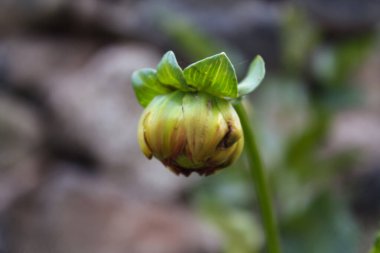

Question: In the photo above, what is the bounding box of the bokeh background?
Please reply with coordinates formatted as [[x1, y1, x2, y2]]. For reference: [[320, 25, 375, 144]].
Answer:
[[1, 0, 380, 252]]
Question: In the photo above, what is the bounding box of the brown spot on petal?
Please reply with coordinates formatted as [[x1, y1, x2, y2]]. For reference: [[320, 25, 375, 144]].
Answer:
[[217, 121, 239, 149]]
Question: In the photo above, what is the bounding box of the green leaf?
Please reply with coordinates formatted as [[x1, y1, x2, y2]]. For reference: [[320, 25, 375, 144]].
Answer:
[[282, 193, 359, 253], [131, 68, 172, 107], [156, 51, 190, 91], [238, 55, 265, 96], [370, 232, 380, 253], [183, 52, 238, 98]]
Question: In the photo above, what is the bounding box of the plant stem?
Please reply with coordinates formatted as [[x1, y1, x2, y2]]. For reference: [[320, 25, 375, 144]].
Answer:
[[234, 101, 282, 253]]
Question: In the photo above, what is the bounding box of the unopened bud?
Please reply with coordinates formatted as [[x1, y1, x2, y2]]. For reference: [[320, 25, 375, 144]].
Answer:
[[138, 91, 243, 176]]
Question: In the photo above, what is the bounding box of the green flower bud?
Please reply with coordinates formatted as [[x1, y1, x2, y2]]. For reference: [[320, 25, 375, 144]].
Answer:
[[138, 90, 244, 176]]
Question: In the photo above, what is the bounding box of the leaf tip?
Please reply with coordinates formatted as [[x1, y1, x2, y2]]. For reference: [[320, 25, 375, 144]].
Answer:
[[255, 55, 265, 67], [164, 50, 175, 57], [217, 52, 230, 61], [237, 55, 266, 97]]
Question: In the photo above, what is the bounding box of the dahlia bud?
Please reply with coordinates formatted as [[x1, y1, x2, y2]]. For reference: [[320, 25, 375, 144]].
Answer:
[[132, 51, 265, 176], [138, 91, 244, 176]]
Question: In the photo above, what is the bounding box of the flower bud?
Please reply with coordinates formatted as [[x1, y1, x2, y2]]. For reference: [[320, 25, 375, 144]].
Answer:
[[138, 91, 244, 176]]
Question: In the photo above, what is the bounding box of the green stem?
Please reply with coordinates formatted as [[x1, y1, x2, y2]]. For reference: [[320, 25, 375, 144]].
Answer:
[[234, 101, 281, 253]]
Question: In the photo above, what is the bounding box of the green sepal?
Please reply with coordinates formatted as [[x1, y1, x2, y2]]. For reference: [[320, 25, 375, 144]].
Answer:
[[131, 68, 172, 107], [156, 51, 190, 91], [238, 55, 265, 97], [183, 52, 238, 98]]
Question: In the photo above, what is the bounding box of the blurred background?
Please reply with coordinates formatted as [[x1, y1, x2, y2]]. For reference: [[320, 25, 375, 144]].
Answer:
[[0, 0, 380, 252]]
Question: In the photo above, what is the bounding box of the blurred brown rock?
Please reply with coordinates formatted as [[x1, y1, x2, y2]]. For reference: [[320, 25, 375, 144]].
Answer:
[[0, 95, 42, 160], [357, 44, 380, 112], [43, 44, 159, 168], [0, 95, 43, 213], [1, 37, 97, 88], [300, 0, 380, 32], [0, 0, 65, 32], [0, 0, 139, 37], [327, 45, 380, 164], [329, 110, 380, 163], [5, 170, 220, 253]]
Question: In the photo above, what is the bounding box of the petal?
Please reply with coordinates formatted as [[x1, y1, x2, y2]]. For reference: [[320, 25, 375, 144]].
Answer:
[[137, 110, 153, 159], [215, 98, 243, 148], [182, 93, 228, 164], [143, 91, 186, 160]]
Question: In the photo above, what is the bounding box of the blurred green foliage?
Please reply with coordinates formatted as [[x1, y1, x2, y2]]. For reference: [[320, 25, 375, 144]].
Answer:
[[369, 232, 380, 253], [158, 13, 242, 64], [193, 161, 262, 253], [282, 6, 321, 75], [282, 193, 359, 253], [313, 34, 375, 87]]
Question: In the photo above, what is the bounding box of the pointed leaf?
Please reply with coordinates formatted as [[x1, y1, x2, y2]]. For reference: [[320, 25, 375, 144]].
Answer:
[[131, 68, 172, 107], [238, 55, 265, 96], [183, 52, 238, 98], [157, 51, 189, 91]]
